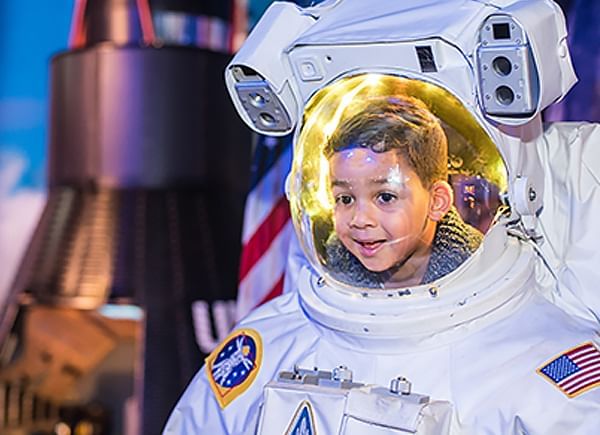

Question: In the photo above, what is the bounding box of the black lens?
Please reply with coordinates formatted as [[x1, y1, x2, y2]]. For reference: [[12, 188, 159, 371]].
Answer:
[[495, 86, 515, 106], [492, 56, 512, 76], [492, 23, 510, 40]]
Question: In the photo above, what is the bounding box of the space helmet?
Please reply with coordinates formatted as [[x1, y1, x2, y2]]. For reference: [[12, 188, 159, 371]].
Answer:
[[225, 0, 576, 295], [288, 73, 508, 290]]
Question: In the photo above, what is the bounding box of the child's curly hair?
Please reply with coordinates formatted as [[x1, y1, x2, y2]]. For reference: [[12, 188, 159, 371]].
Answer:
[[325, 96, 448, 188]]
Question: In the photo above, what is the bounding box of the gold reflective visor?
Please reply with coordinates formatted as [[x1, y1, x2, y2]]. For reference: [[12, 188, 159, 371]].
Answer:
[[289, 73, 507, 284]]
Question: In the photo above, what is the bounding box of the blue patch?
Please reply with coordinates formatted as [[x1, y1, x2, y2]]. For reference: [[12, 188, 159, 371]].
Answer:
[[206, 329, 263, 408], [211, 334, 258, 388], [286, 401, 316, 435]]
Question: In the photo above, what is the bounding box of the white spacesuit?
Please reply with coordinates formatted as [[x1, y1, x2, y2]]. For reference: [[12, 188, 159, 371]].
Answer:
[[164, 0, 600, 433]]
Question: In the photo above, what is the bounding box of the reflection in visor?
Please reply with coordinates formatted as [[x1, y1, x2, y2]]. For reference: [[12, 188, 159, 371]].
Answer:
[[451, 174, 502, 233], [290, 74, 508, 290]]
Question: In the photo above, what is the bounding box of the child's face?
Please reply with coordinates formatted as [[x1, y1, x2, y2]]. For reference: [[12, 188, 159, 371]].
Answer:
[[329, 147, 435, 274]]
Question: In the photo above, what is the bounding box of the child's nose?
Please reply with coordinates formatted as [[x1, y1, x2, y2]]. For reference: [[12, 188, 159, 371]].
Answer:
[[350, 202, 376, 228]]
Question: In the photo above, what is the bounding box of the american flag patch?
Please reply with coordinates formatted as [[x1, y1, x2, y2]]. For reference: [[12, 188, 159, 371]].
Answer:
[[537, 342, 600, 398]]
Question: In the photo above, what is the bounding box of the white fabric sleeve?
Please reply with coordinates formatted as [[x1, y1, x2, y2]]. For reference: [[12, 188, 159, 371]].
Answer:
[[162, 368, 228, 434], [537, 122, 600, 322]]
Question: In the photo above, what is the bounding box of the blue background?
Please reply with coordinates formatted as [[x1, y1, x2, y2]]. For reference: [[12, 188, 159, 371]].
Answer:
[[0, 1, 74, 190]]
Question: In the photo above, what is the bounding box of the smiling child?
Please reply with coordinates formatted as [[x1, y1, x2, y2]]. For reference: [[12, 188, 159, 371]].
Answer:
[[325, 96, 483, 288]]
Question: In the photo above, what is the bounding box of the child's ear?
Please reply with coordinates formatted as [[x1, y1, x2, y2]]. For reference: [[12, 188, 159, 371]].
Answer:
[[428, 180, 453, 221]]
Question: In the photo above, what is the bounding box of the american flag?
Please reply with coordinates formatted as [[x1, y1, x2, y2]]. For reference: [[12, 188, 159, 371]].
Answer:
[[236, 135, 294, 320], [538, 342, 600, 398]]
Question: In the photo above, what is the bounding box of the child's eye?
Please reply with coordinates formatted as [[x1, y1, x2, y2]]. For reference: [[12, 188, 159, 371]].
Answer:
[[335, 194, 354, 205], [377, 192, 397, 204]]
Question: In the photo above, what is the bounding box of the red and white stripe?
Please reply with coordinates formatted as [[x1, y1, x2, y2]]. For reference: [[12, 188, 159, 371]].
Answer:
[[559, 343, 600, 396], [236, 145, 293, 320], [68, 0, 88, 48]]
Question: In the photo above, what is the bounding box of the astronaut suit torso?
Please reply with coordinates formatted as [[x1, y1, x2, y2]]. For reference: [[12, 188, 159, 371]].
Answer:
[[165, 0, 600, 433], [165, 221, 600, 434]]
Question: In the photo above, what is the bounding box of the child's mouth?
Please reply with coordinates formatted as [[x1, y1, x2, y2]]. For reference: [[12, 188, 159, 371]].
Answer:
[[354, 239, 385, 256]]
